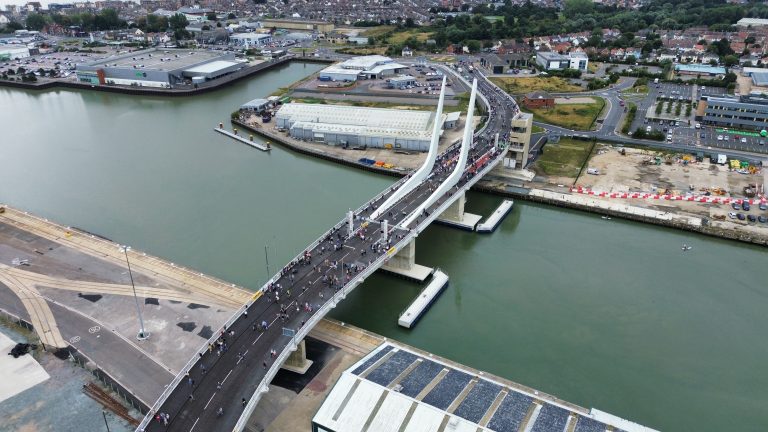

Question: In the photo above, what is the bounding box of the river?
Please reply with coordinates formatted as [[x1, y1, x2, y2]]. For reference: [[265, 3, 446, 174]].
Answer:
[[0, 62, 766, 432]]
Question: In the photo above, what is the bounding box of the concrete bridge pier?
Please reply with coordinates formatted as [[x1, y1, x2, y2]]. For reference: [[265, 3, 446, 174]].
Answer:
[[436, 191, 482, 231], [381, 239, 434, 283], [281, 339, 313, 374]]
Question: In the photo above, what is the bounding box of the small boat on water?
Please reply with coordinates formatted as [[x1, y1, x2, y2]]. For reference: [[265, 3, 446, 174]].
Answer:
[[682, 244, 692, 251], [601, 215, 611, 220]]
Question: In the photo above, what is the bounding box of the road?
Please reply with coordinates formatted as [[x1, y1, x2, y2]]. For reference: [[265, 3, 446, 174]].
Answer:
[[140, 71, 517, 432]]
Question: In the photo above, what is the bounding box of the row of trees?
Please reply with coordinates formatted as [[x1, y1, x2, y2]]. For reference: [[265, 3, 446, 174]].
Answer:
[[26, 9, 125, 31], [424, 0, 768, 50]]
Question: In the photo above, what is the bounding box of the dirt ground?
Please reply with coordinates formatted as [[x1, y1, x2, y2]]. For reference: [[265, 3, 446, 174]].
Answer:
[[572, 145, 767, 228], [554, 97, 594, 104]]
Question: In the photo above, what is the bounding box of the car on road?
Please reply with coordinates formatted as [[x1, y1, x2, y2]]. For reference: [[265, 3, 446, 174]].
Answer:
[[695, 123, 701, 129], [737, 213, 746, 220], [748, 215, 757, 223], [717, 135, 723, 141], [700, 133, 706, 139]]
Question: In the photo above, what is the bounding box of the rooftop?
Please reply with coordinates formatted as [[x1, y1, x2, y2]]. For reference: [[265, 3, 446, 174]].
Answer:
[[277, 103, 434, 131], [81, 48, 226, 72], [313, 342, 659, 432], [674, 64, 726, 74]]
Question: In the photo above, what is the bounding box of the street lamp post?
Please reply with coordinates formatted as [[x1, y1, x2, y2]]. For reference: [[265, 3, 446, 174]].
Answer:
[[119, 245, 149, 340]]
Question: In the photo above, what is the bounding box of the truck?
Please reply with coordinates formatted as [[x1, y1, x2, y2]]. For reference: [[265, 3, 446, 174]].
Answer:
[[716, 154, 727, 165]]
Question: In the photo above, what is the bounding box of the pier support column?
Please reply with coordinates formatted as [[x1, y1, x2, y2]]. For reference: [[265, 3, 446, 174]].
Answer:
[[380, 239, 433, 282], [282, 339, 313, 374], [436, 191, 482, 230]]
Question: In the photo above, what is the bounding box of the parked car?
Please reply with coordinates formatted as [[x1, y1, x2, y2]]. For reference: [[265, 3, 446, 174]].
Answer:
[[732, 202, 741, 210], [737, 213, 746, 220], [748, 214, 757, 222], [741, 138, 747, 143], [717, 135, 723, 141], [728, 212, 737, 219], [758, 216, 767, 223], [742, 202, 750, 211], [759, 203, 767, 211]]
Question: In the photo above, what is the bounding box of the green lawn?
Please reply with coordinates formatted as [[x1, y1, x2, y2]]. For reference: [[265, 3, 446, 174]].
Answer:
[[532, 138, 594, 178], [489, 76, 583, 94], [524, 97, 606, 131]]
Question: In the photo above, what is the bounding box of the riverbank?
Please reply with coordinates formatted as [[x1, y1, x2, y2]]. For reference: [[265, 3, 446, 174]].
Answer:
[[242, 120, 768, 246], [0, 56, 332, 97]]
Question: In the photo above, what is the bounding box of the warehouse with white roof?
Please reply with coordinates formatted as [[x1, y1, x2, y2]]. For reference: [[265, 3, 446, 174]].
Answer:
[[312, 342, 659, 432], [76, 48, 246, 87], [318, 55, 408, 82], [275, 103, 444, 151]]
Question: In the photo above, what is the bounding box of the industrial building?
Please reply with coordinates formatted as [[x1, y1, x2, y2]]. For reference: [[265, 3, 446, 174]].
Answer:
[[535, 51, 588, 71], [75, 48, 245, 88], [674, 64, 726, 76], [275, 103, 443, 151], [262, 18, 333, 32], [387, 75, 417, 89], [229, 33, 272, 47], [698, 95, 768, 131], [312, 342, 658, 432], [319, 55, 408, 82], [0, 46, 30, 60]]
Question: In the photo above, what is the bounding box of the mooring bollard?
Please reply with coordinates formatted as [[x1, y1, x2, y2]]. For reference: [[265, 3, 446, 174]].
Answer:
[[250, 135, 253, 141], [233, 129, 238, 136], [219, 122, 223, 129]]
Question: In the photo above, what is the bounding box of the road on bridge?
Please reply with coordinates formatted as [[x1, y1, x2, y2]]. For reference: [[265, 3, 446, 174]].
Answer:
[[140, 71, 518, 432]]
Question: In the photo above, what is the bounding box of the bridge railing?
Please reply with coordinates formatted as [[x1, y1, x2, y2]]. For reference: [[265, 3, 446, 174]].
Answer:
[[137, 158, 416, 431], [235, 138, 508, 432], [138, 68, 504, 432]]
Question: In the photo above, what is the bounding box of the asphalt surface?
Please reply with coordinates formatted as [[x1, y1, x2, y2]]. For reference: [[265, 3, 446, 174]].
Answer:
[[142, 71, 516, 432], [533, 79, 768, 160]]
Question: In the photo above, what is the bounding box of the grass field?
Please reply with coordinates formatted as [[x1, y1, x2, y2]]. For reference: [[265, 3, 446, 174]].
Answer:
[[489, 76, 582, 94], [387, 29, 433, 45], [525, 97, 605, 130], [532, 138, 594, 178], [361, 26, 396, 37]]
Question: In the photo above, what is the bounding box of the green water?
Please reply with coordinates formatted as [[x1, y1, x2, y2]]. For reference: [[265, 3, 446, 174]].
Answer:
[[1, 62, 766, 431]]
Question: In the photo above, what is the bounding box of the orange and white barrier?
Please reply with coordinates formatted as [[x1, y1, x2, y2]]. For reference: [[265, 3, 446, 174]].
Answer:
[[570, 187, 767, 205]]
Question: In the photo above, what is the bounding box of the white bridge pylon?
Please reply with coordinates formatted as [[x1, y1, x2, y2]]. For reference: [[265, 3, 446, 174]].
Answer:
[[400, 78, 478, 228], [370, 76, 447, 221]]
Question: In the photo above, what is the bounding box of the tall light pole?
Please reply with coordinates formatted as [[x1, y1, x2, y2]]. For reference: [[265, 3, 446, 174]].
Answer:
[[119, 245, 149, 340]]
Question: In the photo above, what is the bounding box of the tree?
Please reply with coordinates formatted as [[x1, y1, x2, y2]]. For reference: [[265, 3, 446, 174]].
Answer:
[[564, 0, 593, 18], [169, 13, 189, 39], [206, 12, 217, 21], [25, 13, 48, 31], [722, 54, 738, 67], [466, 39, 481, 53], [228, 13, 236, 19], [368, 36, 375, 45]]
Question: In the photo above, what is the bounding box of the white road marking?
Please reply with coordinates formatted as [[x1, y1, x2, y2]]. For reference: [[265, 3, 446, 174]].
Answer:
[[221, 369, 233, 384], [204, 392, 216, 410], [189, 417, 200, 432], [252, 333, 263, 346]]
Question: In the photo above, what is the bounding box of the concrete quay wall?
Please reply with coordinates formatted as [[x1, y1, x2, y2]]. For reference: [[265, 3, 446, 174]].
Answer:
[[238, 123, 767, 247], [0, 56, 332, 97]]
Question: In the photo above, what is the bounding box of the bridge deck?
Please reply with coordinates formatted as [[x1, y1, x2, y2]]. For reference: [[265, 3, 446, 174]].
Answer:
[[140, 72, 517, 432]]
